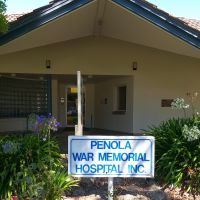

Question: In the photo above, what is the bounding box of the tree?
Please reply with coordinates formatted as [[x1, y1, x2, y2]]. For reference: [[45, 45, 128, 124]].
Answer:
[[0, 0, 8, 33]]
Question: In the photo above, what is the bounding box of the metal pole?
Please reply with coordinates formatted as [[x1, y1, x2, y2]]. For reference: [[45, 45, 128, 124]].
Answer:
[[75, 71, 83, 136], [108, 177, 114, 200], [77, 71, 81, 127]]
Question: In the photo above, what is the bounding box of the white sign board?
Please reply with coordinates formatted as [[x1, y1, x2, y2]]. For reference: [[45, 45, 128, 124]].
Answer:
[[68, 136, 155, 177]]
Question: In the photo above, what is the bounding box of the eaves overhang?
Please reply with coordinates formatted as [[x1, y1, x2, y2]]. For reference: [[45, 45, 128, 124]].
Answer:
[[0, 0, 200, 50], [112, 0, 200, 49]]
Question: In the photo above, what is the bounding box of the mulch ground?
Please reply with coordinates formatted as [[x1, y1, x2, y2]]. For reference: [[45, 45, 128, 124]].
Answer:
[[63, 178, 200, 200]]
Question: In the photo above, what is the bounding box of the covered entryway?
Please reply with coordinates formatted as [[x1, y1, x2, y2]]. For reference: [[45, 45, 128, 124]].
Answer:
[[0, 73, 134, 133], [54, 74, 134, 134]]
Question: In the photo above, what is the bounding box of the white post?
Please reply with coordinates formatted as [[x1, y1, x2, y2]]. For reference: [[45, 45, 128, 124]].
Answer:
[[75, 71, 83, 136], [108, 177, 114, 200]]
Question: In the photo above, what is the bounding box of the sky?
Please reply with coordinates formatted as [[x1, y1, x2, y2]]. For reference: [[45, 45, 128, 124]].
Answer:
[[6, 0, 49, 14], [5, 0, 200, 20]]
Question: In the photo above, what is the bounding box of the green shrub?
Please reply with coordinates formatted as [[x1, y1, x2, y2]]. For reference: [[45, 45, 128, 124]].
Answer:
[[145, 118, 200, 194], [0, 134, 78, 199]]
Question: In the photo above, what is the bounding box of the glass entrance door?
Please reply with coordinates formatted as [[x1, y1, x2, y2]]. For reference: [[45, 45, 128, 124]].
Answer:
[[66, 86, 85, 126]]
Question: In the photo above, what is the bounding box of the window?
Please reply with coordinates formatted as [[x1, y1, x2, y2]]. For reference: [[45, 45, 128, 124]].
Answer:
[[117, 86, 126, 111], [0, 76, 48, 118], [113, 85, 127, 114]]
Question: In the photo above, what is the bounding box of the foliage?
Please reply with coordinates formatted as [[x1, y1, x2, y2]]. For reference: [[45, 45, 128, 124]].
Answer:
[[43, 169, 79, 200], [0, 0, 8, 33], [145, 118, 200, 194], [171, 98, 190, 117], [0, 134, 78, 199], [28, 113, 60, 141], [171, 98, 190, 110]]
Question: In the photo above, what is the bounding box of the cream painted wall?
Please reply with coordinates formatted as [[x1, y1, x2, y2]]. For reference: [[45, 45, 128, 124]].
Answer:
[[94, 76, 134, 133], [0, 118, 27, 132], [1, 37, 200, 132], [0, 37, 135, 75], [133, 52, 200, 132]]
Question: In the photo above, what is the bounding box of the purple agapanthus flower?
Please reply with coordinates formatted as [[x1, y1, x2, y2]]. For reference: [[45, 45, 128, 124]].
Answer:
[[2, 141, 20, 154], [28, 113, 60, 139]]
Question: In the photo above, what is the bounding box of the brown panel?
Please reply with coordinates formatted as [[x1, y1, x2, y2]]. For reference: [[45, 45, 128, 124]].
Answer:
[[161, 99, 174, 107]]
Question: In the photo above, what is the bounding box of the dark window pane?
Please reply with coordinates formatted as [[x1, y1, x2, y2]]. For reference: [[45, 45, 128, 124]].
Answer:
[[118, 86, 126, 110]]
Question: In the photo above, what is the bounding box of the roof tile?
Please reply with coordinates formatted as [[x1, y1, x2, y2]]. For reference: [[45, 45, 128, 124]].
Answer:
[[178, 17, 200, 32], [6, 13, 28, 22], [5, 0, 200, 33]]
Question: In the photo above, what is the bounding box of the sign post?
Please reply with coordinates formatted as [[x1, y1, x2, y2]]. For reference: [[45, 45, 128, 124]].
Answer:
[[108, 177, 114, 200], [68, 136, 155, 199], [75, 71, 83, 136], [72, 72, 155, 199]]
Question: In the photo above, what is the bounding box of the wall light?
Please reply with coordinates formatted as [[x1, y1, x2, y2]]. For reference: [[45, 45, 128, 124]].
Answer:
[[132, 61, 138, 71], [46, 59, 51, 69]]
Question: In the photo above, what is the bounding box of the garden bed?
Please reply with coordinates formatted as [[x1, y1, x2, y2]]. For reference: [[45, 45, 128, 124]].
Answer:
[[63, 177, 200, 200]]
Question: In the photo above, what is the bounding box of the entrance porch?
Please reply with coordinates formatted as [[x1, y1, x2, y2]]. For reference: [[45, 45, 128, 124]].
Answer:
[[54, 74, 134, 134], [0, 73, 134, 134]]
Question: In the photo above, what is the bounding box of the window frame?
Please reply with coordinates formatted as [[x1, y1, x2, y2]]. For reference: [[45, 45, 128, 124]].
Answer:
[[0, 76, 48, 118]]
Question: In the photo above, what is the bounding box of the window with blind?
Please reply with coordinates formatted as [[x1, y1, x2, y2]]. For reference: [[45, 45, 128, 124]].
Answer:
[[0, 76, 48, 118]]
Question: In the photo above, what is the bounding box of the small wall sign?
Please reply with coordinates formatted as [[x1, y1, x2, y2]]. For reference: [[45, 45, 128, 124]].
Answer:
[[161, 99, 174, 107], [68, 136, 155, 177]]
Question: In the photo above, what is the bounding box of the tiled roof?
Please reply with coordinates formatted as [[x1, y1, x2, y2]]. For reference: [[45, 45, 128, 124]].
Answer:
[[6, 13, 28, 22], [131, 0, 200, 33], [178, 17, 200, 32], [5, 1, 200, 32], [1, 0, 200, 48], [5, 0, 77, 24]]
